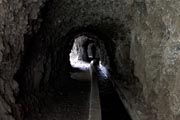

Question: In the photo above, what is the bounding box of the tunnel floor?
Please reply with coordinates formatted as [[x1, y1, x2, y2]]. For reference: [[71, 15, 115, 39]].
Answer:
[[24, 63, 131, 120], [24, 80, 132, 120], [25, 80, 91, 120]]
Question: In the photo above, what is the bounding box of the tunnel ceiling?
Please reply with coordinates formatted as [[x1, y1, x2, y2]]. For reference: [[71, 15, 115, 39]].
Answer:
[[0, 0, 180, 120]]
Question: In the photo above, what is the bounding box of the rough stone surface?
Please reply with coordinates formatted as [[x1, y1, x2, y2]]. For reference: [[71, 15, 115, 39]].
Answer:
[[129, 0, 180, 120], [0, 0, 45, 119], [0, 0, 179, 120]]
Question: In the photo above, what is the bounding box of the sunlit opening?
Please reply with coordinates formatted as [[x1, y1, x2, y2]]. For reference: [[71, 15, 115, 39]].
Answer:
[[69, 35, 90, 71], [69, 35, 109, 80]]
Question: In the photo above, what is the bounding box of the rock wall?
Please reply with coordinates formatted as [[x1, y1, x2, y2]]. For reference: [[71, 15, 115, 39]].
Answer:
[[129, 0, 180, 120], [0, 0, 45, 119], [0, 0, 179, 120]]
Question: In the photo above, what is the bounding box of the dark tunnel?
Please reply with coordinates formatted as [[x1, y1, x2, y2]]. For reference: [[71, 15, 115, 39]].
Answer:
[[12, 1, 135, 119], [4, 0, 179, 120], [14, 22, 133, 119]]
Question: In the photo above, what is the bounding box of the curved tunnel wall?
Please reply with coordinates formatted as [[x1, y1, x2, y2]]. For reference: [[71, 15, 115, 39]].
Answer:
[[0, 0, 180, 120], [54, 27, 113, 89]]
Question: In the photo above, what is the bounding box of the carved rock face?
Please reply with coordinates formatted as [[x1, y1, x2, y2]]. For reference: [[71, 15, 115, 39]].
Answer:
[[0, 0, 180, 120]]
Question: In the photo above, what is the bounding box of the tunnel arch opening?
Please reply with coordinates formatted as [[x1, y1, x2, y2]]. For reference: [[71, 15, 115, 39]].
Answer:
[[13, 12, 135, 118], [69, 34, 97, 69], [62, 26, 115, 75], [61, 26, 132, 120], [68, 31, 111, 82], [7, 0, 143, 118], [56, 24, 120, 93]]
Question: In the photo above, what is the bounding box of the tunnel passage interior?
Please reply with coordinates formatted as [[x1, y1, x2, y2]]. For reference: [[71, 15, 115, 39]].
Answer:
[[69, 34, 98, 69], [68, 31, 132, 120], [15, 22, 133, 120], [69, 32, 110, 81], [14, 24, 133, 120], [69, 34, 99, 81], [1, 0, 179, 120], [1, 0, 144, 120]]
